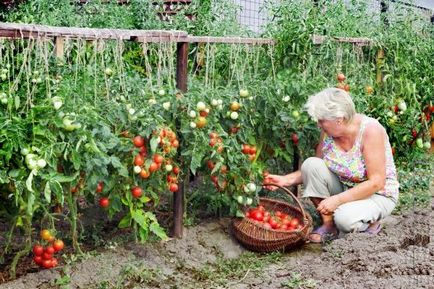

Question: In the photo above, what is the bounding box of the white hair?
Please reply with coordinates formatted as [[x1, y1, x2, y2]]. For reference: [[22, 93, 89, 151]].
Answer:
[[304, 88, 356, 122]]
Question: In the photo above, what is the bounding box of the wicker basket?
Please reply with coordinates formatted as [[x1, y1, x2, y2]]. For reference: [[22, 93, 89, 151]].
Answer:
[[231, 184, 313, 252]]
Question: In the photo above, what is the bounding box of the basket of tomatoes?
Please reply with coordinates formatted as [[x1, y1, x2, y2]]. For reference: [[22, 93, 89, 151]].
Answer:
[[231, 184, 312, 252]]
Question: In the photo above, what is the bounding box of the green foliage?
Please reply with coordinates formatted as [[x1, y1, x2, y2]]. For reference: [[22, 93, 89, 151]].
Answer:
[[0, 0, 432, 278]]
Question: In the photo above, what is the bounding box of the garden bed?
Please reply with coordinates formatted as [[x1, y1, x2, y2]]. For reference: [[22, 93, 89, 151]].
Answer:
[[1, 194, 432, 289]]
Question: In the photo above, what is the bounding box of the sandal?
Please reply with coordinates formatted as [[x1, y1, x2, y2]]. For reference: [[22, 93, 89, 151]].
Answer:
[[308, 226, 339, 244], [364, 222, 382, 235]]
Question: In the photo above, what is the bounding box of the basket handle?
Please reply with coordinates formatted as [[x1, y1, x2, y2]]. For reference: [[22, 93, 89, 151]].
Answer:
[[263, 183, 310, 230]]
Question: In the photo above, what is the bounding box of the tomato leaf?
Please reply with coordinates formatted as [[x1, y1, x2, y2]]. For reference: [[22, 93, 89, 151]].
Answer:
[[235, 209, 245, 218], [118, 213, 132, 229], [26, 192, 35, 216], [149, 222, 168, 240], [14, 94, 20, 110], [26, 170, 35, 193], [110, 156, 128, 177], [50, 180, 64, 205], [150, 137, 159, 153], [131, 210, 147, 229], [44, 182, 51, 203]]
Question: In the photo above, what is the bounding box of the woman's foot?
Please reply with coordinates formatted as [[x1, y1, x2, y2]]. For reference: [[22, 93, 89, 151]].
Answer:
[[309, 225, 339, 243], [364, 221, 382, 235]]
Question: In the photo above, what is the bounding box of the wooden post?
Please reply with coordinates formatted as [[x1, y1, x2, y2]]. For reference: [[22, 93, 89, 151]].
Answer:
[[173, 41, 189, 238], [292, 148, 300, 198], [376, 48, 384, 85], [55, 37, 64, 59]]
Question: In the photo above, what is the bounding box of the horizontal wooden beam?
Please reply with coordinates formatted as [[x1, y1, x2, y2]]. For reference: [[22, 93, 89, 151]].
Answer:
[[312, 34, 373, 46], [0, 22, 274, 45], [186, 36, 275, 45], [0, 22, 187, 40]]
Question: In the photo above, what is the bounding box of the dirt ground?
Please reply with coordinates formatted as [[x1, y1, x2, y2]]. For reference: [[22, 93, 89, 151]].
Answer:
[[0, 195, 432, 289]]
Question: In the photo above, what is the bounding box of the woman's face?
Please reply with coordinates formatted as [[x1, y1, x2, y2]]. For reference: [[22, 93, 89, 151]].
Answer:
[[317, 118, 344, 136]]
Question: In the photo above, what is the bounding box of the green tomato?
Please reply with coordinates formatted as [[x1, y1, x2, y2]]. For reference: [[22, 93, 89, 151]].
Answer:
[[416, 138, 423, 149], [239, 89, 249, 98], [246, 197, 253, 206], [236, 195, 244, 204]]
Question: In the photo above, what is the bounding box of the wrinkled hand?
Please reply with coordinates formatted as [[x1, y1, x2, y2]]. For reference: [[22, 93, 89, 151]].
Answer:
[[263, 174, 289, 191], [317, 195, 342, 215]]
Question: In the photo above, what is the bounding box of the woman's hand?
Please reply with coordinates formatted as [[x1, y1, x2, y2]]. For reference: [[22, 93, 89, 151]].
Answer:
[[264, 174, 290, 191], [317, 195, 342, 215]]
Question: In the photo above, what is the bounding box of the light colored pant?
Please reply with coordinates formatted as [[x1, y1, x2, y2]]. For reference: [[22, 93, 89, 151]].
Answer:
[[300, 157, 397, 233]]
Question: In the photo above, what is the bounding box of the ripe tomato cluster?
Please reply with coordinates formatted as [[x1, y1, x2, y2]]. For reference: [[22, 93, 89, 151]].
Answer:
[[32, 230, 64, 269], [133, 128, 181, 194], [245, 205, 301, 231], [241, 144, 256, 161], [335, 73, 350, 92], [209, 132, 224, 153]]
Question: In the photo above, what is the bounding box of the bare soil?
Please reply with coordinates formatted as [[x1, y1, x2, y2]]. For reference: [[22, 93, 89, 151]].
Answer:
[[1, 196, 432, 289]]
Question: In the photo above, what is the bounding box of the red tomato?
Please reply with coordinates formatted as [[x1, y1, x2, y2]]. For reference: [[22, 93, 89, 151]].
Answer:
[[133, 135, 145, 148], [209, 138, 217, 147], [172, 166, 180, 175], [207, 160, 215, 170], [199, 110, 208, 117], [139, 145, 147, 156], [263, 223, 272, 229], [167, 174, 177, 183], [248, 154, 255, 161], [241, 144, 251, 154], [268, 218, 278, 229], [53, 240, 64, 252], [51, 258, 58, 268], [289, 218, 300, 228], [42, 259, 52, 269], [32, 244, 44, 256], [281, 224, 288, 230], [140, 169, 150, 179], [292, 133, 299, 145], [134, 154, 145, 166], [216, 145, 224, 153], [220, 165, 228, 174], [99, 197, 109, 208], [210, 175, 218, 184], [171, 139, 179, 148], [257, 205, 265, 212], [275, 211, 282, 218], [45, 246, 55, 255], [33, 256, 43, 265], [249, 146, 257, 155], [169, 183, 178, 192], [42, 252, 53, 260], [209, 132, 218, 139], [131, 186, 143, 199], [251, 210, 264, 222], [411, 129, 418, 139], [149, 162, 159, 173], [153, 154, 164, 164], [336, 73, 346, 82], [96, 181, 104, 193]]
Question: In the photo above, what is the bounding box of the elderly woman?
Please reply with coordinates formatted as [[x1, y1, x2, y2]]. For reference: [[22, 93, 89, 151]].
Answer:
[[265, 88, 399, 243]]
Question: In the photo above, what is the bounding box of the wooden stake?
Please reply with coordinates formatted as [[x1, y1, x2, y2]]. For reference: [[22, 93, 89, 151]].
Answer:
[[172, 41, 189, 238], [376, 48, 384, 85], [55, 37, 64, 59]]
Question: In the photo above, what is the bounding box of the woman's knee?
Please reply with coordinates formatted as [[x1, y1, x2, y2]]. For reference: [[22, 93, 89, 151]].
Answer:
[[334, 207, 360, 233], [301, 157, 326, 176]]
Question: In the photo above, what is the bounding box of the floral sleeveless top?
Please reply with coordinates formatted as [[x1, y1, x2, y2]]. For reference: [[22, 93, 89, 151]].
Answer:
[[322, 115, 399, 201]]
